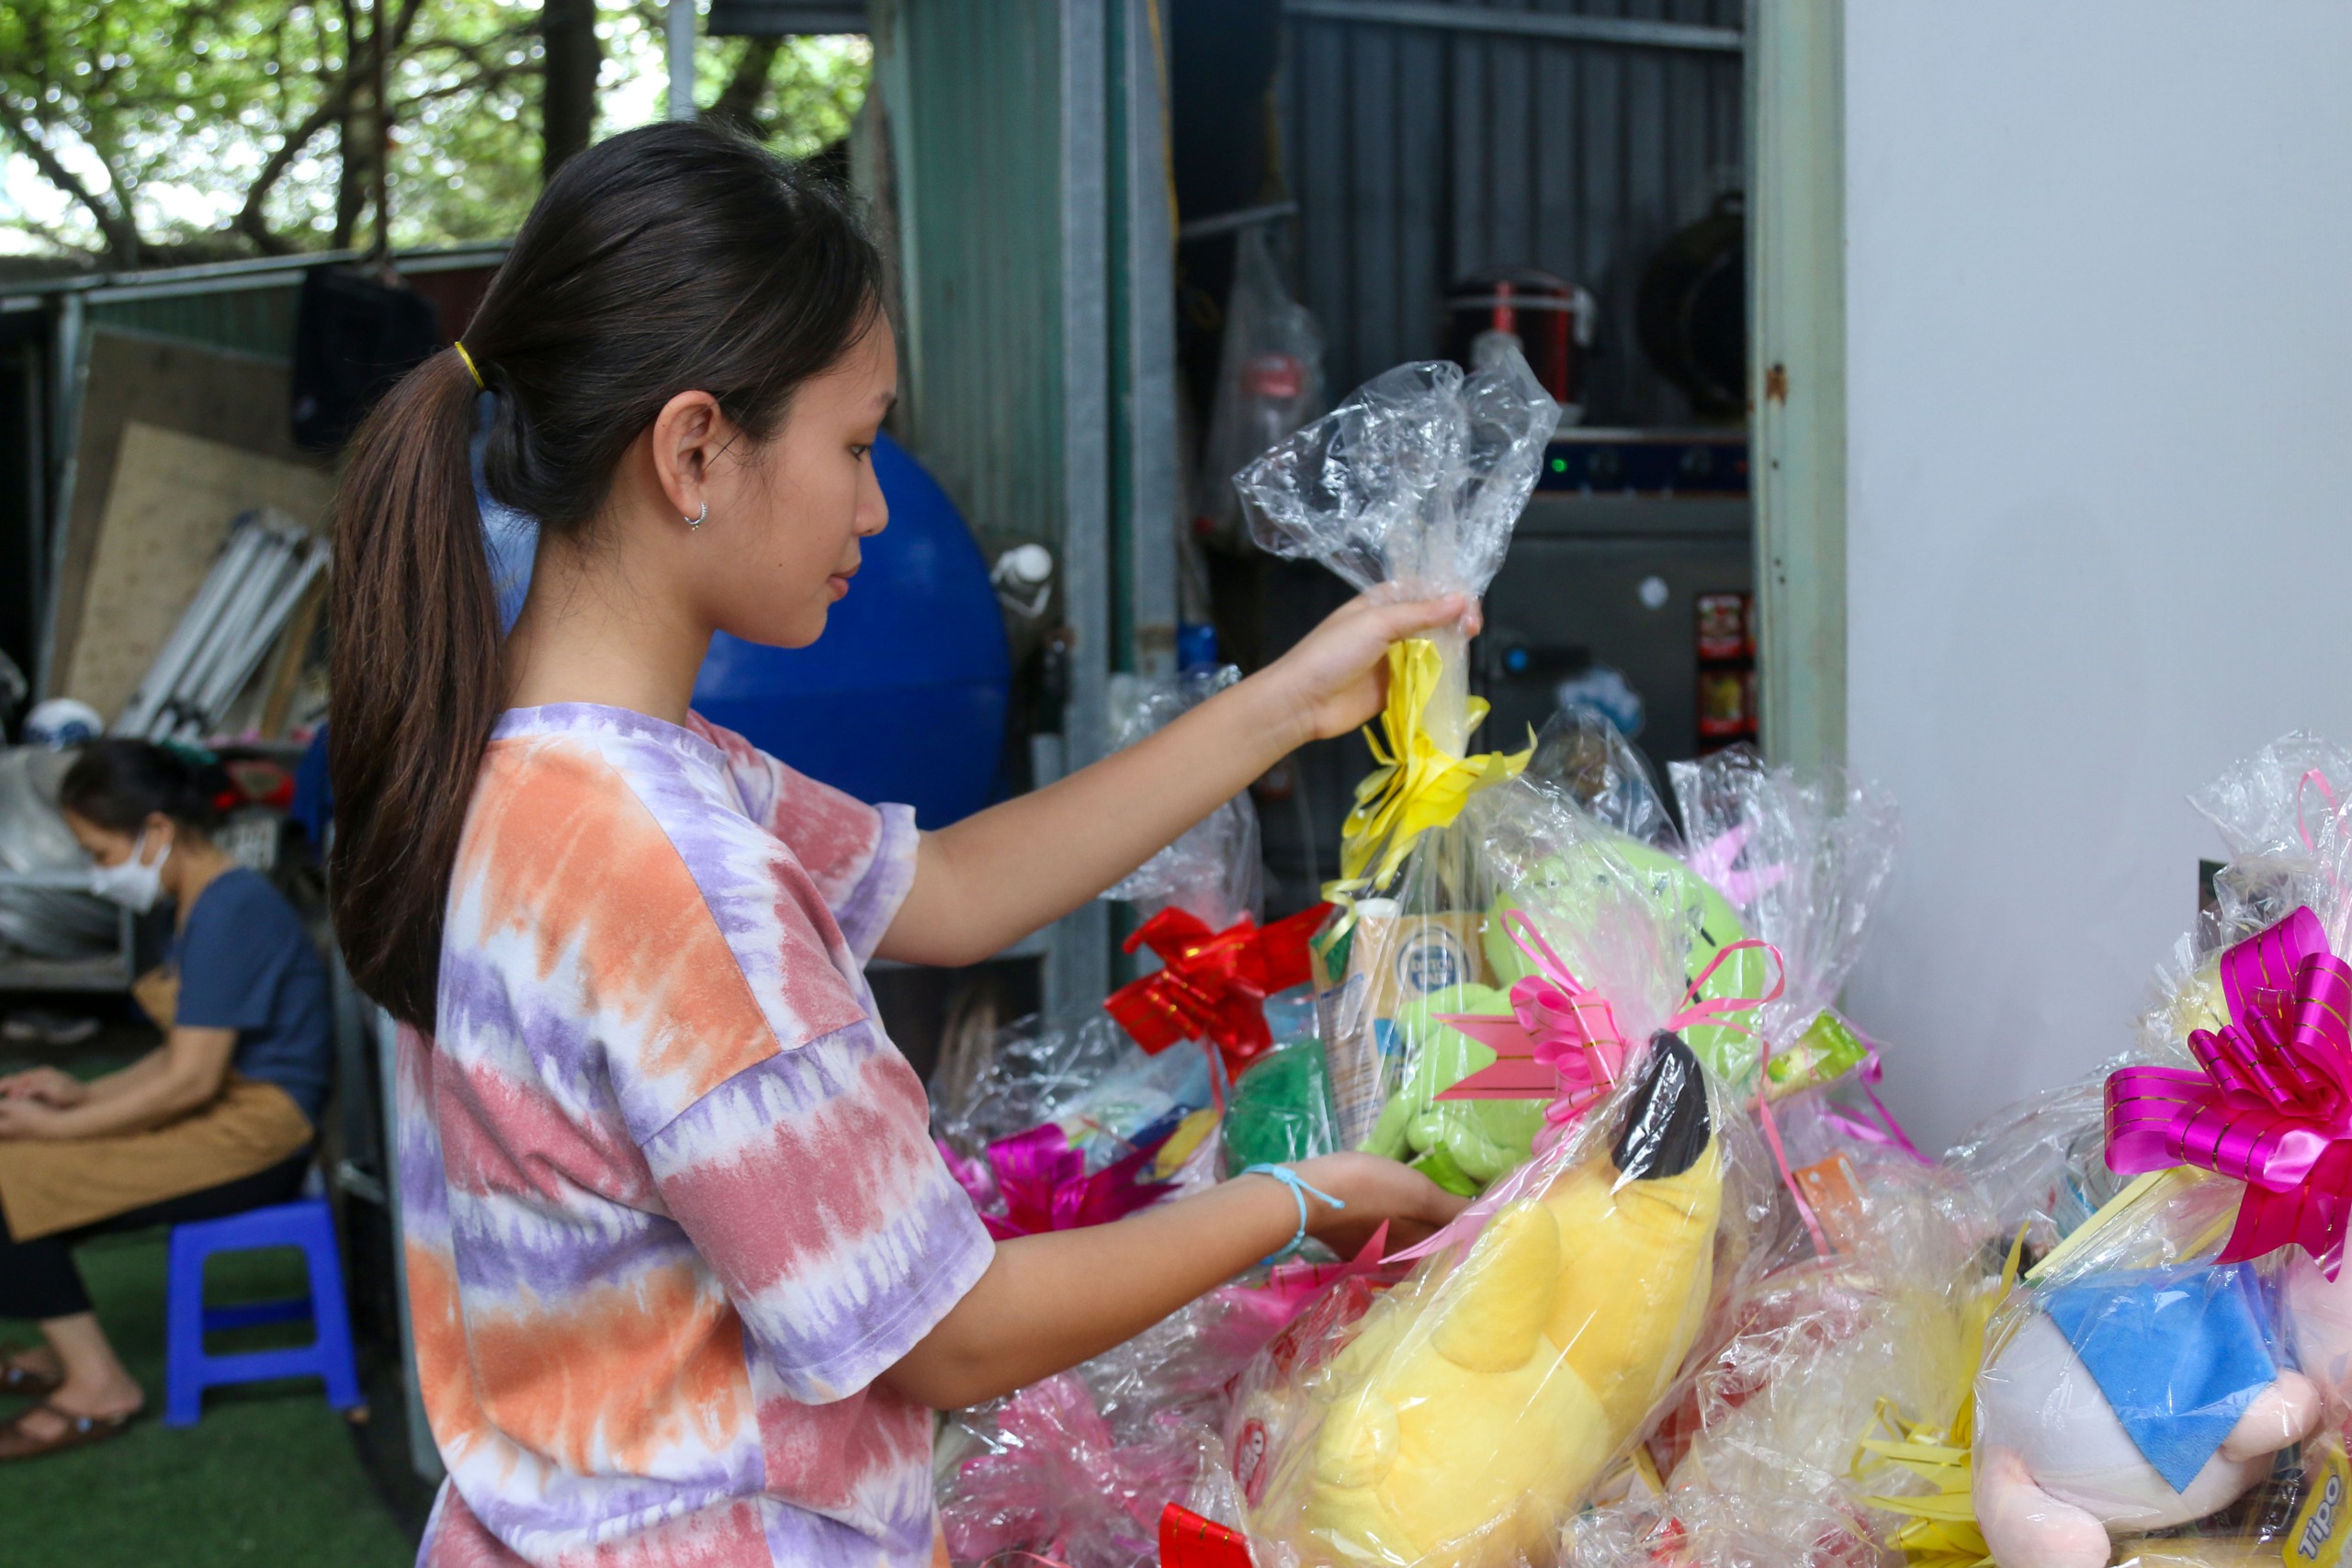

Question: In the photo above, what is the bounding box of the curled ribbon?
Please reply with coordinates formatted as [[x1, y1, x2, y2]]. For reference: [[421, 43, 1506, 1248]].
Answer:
[[1814, 1039, 1933, 1167], [938, 1122, 1173, 1243], [1103, 902, 1329, 1086], [2106, 905, 2352, 1278], [1327, 638, 1531, 912]]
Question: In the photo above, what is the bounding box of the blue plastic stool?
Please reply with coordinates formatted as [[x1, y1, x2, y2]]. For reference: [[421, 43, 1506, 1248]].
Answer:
[[164, 1196, 363, 1427]]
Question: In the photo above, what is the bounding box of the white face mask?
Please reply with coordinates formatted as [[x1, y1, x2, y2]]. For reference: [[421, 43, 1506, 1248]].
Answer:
[[88, 828, 168, 914]]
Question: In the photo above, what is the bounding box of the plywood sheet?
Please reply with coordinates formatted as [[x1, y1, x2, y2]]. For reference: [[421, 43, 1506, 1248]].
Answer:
[[46, 327, 329, 694], [62, 422, 335, 724]]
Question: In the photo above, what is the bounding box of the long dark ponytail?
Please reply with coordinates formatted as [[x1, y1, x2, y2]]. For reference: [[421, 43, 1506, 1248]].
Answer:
[[329, 121, 883, 1030]]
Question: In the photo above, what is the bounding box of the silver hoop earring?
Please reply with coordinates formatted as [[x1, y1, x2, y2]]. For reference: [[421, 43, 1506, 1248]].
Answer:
[[686, 502, 707, 531]]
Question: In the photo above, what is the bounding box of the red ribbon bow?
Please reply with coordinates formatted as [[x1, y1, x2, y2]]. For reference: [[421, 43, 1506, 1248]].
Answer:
[[1104, 903, 1330, 1083], [2107, 906, 2352, 1277]]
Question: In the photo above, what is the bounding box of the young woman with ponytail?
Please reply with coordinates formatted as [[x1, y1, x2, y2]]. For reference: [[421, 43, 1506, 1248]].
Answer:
[[330, 121, 1464, 1567]]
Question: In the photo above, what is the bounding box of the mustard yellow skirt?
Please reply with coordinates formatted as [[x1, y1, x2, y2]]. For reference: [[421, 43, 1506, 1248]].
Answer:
[[0, 1073, 314, 1241]]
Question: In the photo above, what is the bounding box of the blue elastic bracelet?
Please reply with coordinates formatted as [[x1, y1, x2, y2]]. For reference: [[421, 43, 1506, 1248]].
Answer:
[[1243, 1163, 1345, 1266]]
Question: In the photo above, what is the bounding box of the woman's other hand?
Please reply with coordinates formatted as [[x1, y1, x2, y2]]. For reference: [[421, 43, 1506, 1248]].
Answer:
[[0, 1096, 65, 1140], [0, 1066, 88, 1107], [1291, 1151, 1470, 1256], [1253, 592, 1480, 745]]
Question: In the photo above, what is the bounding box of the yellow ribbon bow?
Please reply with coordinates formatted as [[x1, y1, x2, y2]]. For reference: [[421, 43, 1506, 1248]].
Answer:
[[1327, 637, 1532, 908]]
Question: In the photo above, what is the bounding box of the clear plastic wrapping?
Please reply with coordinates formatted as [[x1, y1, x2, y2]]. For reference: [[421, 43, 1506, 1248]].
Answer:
[[1668, 746, 1899, 1095], [940, 1264, 1377, 1567], [1228, 1024, 1775, 1568], [1971, 1173, 2323, 1568], [1225, 829, 1778, 1566], [1238, 351, 1563, 1169], [1106, 666, 1263, 929], [1961, 733, 2352, 1568], [1619, 1159, 1999, 1567], [931, 1010, 1218, 1239], [939, 1371, 1216, 1568]]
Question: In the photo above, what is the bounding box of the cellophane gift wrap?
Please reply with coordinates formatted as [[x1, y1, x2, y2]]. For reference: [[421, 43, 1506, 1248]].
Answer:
[[1666, 746, 1898, 1100], [1486, 719, 1769, 1100], [1575, 1156, 1999, 1568], [1097, 668, 1336, 1131], [937, 1233, 1419, 1567], [1237, 350, 1561, 1188], [1965, 733, 2352, 1568], [928, 671, 1301, 1234], [1221, 791, 1778, 1568]]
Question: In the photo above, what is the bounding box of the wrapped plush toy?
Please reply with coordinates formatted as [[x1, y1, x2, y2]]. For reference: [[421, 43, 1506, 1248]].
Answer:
[[1238, 350, 1561, 1174], [1968, 734, 2352, 1568], [1667, 746, 1898, 1100], [1234, 1036, 1740, 1568], [1227, 804, 1778, 1567]]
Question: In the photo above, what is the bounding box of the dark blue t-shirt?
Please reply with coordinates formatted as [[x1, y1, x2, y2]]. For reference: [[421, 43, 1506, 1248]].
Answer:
[[172, 867, 334, 1124]]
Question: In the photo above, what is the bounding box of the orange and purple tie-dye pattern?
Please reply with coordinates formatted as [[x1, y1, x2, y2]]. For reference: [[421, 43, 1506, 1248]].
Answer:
[[400, 705, 990, 1567]]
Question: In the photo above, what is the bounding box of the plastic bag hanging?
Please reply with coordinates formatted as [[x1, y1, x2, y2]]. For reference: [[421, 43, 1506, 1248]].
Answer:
[[1196, 225, 1327, 549]]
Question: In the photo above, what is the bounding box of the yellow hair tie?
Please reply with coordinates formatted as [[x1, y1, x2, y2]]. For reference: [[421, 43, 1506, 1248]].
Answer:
[[453, 340, 486, 390]]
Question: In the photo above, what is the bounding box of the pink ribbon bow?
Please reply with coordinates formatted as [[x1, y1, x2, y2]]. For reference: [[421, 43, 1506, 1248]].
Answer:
[[1434, 909, 1782, 1152], [938, 1122, 1174, 1243], [1431, 910, 1629, 1150], [2107, 905, 2352, 1278]]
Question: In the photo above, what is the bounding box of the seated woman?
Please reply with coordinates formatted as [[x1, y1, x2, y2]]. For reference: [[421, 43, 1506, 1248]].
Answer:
[[0, 739, 331, 1460]]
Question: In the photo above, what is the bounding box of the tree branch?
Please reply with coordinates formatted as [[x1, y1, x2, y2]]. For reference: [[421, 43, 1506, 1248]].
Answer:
[[3, 114, 141, 265], [235, 78, 356, 254], [704, 38, 782, 137]]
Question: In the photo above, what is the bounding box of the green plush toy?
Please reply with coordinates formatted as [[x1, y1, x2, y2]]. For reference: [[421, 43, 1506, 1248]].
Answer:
[[1483, 836, 1771, 1085], [1363, 981, 1546, 1192], [1225, 1041, 1343, 1169]]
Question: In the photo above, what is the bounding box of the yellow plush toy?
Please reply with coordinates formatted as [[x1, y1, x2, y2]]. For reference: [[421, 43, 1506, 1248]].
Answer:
[[1259, 1034, 1723, 1567]]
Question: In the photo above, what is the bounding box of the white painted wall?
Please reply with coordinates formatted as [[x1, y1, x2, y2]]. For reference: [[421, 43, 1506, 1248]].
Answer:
[[1842, 3, 2352, 1151]]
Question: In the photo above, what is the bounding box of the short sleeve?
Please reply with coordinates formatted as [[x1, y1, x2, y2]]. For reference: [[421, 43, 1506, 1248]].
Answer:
[[685, 712, 919, 964], [175, 875, 282, 1032], [640, 1019, 993, 1404]]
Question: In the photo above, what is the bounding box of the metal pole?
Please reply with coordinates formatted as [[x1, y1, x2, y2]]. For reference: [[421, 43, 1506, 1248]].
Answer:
[[1748, 0, 1847, 770], [667, 0, 697, 121], [1121, 0, 1179, 681], [1046, 0, 1113, 1021]]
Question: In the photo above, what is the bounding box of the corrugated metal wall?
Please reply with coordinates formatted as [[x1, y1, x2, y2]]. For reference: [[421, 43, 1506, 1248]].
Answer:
[[88, 288, 302, 361], [888, 0, 1069, 560], [1283, 0, 1744, 424]]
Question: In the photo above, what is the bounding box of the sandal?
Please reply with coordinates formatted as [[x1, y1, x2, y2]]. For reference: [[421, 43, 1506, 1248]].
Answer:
[[0, 1403, 138, 1461], [0, 1359, 61, 1401]]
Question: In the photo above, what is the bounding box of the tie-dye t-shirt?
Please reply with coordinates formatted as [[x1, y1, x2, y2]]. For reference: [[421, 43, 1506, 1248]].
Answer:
[[398, 704, 992, 1567]]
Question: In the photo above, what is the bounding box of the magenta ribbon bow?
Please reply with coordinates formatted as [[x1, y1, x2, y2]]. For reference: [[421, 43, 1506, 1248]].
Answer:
[[2107, 906, 2352, 1278], [938, 1123, 1173, 1243]]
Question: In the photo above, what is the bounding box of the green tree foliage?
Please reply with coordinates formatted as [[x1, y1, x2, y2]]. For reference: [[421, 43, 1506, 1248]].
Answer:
[[0, 1, 869, 265]]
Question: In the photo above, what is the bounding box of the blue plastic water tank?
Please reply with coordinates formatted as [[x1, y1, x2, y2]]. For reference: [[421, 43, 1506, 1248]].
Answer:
[[692, 432, 1011, 828]]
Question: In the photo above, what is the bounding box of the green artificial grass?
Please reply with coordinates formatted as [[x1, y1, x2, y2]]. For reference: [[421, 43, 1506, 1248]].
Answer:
[[0, 1227, 417, 1568]]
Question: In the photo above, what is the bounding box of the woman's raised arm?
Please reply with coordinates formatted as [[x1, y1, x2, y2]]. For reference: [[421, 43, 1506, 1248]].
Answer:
[[874, 590, 1475, 968]]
